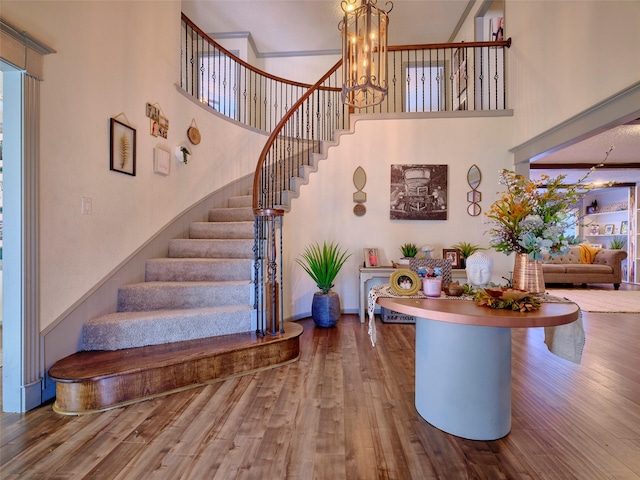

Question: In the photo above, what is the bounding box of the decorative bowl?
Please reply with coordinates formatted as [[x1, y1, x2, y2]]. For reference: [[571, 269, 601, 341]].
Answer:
[[443, 283, 464, 296], [485, 287, 530, 301]]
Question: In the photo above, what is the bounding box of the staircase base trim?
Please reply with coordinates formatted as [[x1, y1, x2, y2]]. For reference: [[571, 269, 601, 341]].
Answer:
[[50, 322, 303, 415]]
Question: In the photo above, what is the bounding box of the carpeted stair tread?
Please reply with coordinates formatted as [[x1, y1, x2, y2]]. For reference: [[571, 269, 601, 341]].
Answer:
[[145, 257, 252, 282], [117, 281, 252, 311], [82, 305, 253, 351], [168, 238, 253, 258], [190, 221, 253, 239], [209, 206, 254, 222]]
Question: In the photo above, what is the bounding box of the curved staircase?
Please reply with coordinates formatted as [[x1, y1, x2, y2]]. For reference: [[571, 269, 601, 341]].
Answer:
[[49, 194, 303, 414]]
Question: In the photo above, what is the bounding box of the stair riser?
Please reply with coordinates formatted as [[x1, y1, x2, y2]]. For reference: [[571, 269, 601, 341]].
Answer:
[[82, 308, 253, 351], [209, 207, 254, 222], [145, 259, 253, 282], [190, 222, 253, 239], [228, 195, 252, 208], [168, 239, 254, 258], [118, 283, 252, 312]]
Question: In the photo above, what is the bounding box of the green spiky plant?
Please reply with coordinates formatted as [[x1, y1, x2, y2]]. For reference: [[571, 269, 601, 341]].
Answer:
[[609, 236, 626, 250], [451, 241, 484, 260], [400, 243, 418, 258], [296, 242, 351, 294]]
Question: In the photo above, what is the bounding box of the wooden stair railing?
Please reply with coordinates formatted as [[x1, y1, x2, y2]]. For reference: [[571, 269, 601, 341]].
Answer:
[[252, 60, 346, 337]]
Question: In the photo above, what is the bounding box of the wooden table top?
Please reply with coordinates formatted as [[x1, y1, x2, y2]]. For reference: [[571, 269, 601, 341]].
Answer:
[[377, 296, 579, 328]]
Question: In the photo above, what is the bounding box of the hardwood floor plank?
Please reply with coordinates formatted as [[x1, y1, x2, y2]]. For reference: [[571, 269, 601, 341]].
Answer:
[[2, 309, 640, 479]]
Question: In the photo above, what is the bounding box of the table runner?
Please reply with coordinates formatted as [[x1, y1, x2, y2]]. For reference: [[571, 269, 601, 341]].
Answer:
[[367, 284, 585, 364]]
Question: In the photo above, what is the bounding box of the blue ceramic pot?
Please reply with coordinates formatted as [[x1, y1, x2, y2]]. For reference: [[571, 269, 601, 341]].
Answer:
[[311, 291, 341, 327]]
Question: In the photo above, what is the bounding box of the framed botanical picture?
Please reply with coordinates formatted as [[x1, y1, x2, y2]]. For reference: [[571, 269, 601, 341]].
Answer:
[[110, 118, 136, 176], [443, 248, 461, 269], [363, 248, 380, 268], [604, 224, 614, 235], [620, 220, 629, 234]]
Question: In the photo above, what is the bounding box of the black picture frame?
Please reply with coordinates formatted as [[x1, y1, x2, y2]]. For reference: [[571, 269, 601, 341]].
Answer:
[[390, 164, 448, 220], [110, 118, 136, 176], [443, 249, 461, 269]]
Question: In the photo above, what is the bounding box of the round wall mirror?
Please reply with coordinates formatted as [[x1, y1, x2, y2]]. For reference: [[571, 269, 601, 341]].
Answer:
[[467, 203, 481, 216], [467, 165, 481, 189]]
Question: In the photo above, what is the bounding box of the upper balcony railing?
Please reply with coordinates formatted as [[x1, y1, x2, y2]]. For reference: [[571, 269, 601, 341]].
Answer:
[[181, 14, 511, 135]]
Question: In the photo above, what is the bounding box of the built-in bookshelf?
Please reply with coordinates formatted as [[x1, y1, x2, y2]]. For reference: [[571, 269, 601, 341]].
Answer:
[[581, 186, 636, 284]]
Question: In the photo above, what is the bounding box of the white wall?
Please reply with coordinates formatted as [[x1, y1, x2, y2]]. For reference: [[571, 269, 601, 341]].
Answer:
[[283, 114, 515, 320], [2, 1, 268, 330], [508, 0, 640, 146]]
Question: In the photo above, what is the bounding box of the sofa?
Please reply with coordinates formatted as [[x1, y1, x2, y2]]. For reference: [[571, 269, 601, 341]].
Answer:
[[542, 245, 628, 289]]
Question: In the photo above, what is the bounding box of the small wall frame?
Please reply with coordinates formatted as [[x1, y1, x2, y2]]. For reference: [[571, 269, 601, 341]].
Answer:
[[110, 118, 136, 176], [154, 146, 171, 175]]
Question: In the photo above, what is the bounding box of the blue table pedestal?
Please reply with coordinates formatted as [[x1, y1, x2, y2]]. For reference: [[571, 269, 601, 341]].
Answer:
[[415, 317, 512, 440]]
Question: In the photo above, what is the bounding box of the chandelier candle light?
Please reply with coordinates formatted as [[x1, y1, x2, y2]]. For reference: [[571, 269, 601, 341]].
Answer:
[[340, 0, 393, 108]]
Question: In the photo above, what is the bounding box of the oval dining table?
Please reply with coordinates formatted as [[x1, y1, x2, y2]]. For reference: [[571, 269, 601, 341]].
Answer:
[[376, 296, 579, 441]]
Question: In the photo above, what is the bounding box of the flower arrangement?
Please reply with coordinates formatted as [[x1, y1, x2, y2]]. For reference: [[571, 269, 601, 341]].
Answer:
[[486, 148, 612, 261]]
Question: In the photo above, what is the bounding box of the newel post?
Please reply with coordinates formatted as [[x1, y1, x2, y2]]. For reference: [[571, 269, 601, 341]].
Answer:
[[254, 209, 285, 336]]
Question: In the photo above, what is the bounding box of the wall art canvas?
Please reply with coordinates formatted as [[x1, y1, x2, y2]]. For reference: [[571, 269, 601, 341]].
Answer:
[[390, 164, 448, 220]]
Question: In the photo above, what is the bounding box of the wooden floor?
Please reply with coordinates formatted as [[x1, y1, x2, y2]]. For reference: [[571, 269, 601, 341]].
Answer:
[[2, 289, 640, 479]]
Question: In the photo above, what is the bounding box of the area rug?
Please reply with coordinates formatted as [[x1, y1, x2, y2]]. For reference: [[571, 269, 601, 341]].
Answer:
[[545, 289, 640, 313]]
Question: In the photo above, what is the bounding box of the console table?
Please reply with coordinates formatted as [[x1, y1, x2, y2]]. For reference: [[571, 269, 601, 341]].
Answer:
[[376, 295, 579, 440], [358, 266, 466, 323]]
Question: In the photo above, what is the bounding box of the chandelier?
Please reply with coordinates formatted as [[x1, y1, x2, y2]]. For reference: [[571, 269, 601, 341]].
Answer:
[[340, 0, 393, 109]]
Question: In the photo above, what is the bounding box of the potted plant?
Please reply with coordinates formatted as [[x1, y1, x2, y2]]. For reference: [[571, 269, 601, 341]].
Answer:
[[398, 242, 418, 265], [296, 241, 351, 327], [451, 241, 484, 269], [609, 236, 626, 250]]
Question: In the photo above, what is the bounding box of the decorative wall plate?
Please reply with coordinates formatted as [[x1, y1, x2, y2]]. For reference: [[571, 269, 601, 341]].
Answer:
[[187, 126, 201, 145]]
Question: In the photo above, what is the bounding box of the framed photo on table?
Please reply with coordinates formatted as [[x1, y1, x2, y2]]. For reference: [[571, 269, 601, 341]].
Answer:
[[443, 248, 461, 269], [363, 248, 380, 267]]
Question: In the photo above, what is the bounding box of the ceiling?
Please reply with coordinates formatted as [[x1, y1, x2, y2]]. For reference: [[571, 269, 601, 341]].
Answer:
[[530, 120, 640, 186], [181, 1, 640, 185], [181, 0, 471, 54]]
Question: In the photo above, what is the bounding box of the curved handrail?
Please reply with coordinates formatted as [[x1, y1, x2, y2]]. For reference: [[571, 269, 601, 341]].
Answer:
[[252, 59, 343, 212], [388, 38, 512, 51], [182, 13, 316, 90]]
